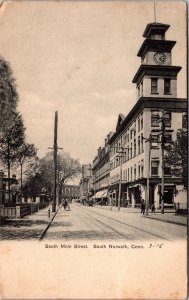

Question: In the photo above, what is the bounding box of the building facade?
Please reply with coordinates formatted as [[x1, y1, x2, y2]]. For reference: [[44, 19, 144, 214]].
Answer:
[[92, 132, 113, 202], [108, 22, 187, 209], [79, 164, 93, 201], [63, 184, 80, 201]]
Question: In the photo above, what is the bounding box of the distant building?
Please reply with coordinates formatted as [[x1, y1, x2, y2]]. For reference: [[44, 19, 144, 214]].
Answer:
[[92, 132, 114, 203], [63, 184, 80, 201], [79, 164, 93, 201]]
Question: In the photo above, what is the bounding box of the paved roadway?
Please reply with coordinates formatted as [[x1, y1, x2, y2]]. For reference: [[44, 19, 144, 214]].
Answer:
[[43, 203, 187, 241]]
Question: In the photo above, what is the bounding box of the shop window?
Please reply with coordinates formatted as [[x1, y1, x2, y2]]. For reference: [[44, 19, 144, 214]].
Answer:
[[164, 79, 171, 95], [151, 78, 158, 94], [151, 160, 159, 176], [151, 110, 160, 127]]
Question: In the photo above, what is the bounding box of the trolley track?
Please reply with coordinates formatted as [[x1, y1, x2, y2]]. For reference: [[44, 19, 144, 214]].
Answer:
[[72, 204, 171, 241]]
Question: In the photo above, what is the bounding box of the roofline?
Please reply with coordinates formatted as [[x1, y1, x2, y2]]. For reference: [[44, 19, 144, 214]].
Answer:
[[108, 97, 187, 144], [143, 23, 170, 38]]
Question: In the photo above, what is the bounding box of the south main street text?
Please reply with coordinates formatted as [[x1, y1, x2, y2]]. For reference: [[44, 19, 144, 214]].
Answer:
[[44, 243, 164, 249]]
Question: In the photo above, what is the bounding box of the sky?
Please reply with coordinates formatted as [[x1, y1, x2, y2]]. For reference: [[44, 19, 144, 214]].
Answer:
[[0, 1, 187, 165]]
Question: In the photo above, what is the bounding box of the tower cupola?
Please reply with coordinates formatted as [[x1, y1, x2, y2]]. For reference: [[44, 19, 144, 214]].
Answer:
[[132, 22, 181, 100]]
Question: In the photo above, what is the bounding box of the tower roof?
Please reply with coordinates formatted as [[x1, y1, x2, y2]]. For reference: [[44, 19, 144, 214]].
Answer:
[[143, 22, 170, 38]]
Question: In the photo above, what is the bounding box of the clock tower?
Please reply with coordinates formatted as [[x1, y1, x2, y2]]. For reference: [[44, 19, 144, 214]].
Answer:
[[132, 22, 181, 100]]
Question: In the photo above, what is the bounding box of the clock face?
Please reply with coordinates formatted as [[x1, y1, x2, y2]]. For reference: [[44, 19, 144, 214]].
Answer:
[[153, 52, 166, 65]]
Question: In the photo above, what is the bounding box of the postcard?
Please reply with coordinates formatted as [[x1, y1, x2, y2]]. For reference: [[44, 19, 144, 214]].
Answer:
[[0, 1, 187, 299]]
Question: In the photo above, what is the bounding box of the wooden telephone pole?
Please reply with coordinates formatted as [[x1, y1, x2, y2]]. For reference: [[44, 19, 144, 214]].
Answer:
[[49, 111, 63, 212], [52, 111, 58, 212]]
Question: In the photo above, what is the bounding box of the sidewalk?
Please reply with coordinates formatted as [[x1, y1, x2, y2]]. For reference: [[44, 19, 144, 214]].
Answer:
[[89, 204, 188, 226], [0, 206, 57, 240], [143, 212, 187, 226]]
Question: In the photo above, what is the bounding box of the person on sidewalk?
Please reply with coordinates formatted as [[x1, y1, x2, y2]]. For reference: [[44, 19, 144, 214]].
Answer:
[[140, 199, 145, 215], [63, 199, 68, 210], [151, 204, 155, 214]]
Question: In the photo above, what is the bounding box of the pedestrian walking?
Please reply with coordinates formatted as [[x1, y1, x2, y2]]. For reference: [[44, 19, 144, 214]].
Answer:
[[63, 199, 68, 210], [140, 199, 145, 215], [151, 204, 155, 214]]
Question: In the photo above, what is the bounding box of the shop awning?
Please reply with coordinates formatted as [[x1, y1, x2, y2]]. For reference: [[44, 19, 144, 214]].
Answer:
[[91, 191, 107, 199], [101, 189, 108, 198]]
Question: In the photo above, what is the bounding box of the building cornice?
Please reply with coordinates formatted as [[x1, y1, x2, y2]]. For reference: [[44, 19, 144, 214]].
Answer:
[[108, 97, 187, 145], [132, 65, 182, 84], [137, 40, 176, 57]]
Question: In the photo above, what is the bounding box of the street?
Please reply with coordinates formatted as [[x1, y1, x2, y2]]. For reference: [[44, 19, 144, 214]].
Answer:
[[43, 203, 186, 241]]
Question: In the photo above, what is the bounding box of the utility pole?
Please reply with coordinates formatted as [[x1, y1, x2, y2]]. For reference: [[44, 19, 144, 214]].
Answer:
[[161, 118, 165, 214], [48, 111, 63, 213], [52, 111, 58, 213], [114, 146, 129, 211], [145, 136, 152, 216], [118, 155, 122, 211]]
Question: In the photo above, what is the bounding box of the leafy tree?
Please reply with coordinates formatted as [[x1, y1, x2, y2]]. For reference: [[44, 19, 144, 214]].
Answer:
[[165, 129, 187, 186], [57, 152, 81, 202], [22, 151, 81, 202], [0, 112, 25, 199], [16, 143, 37, 197], [0, 57, 18, 130]]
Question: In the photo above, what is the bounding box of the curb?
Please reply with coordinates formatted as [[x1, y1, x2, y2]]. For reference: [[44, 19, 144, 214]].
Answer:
[[143, 215, 187, 227], [39, 206, 61, 241]]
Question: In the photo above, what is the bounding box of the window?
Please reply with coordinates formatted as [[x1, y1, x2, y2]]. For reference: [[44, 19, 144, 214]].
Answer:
[[163, 111, 171, 127], [134, 165, 136, 180], [151, 133, 159, 148], [141, 160, 144, 177], [141, 113, 143, 130], [137, 85, 140, 98], [138, 136, 141, 154], [164, 133, 172, 144], [182, 112, 187, 129], [130, 143, 132, 158], [151, 78, 158, 94], [138, 164, 140, 178], [164, 79, 171, 95], [164, 162, 171, 176], [151, 160, 159, 176], [141, 81, 143, 96], [134, 139, 136, 157], [141, 134, 144, 152], [128, 168, 130, 181], [151, 110, 160, 127], [131, 167, 133, 181], [138, 118, 140, 132]]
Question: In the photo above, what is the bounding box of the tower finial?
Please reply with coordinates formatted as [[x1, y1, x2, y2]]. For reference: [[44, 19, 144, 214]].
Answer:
[[154, 2, 157, 23]]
